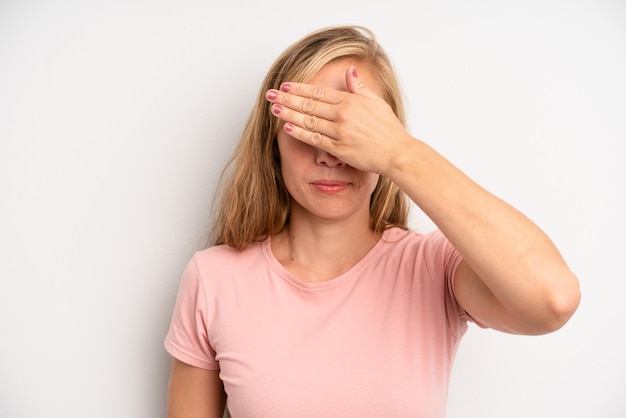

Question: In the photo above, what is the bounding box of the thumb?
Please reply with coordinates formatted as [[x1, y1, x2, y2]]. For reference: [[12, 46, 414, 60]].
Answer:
[[345, 65, 379, 98]]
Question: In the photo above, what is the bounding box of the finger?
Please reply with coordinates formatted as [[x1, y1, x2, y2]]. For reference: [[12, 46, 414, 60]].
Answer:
[[284, 122, 334, 151], [345, 65, 380, 99], [266, 89, 336, 120], [280, 82, 344, 104], [271, 103, 336, 138]]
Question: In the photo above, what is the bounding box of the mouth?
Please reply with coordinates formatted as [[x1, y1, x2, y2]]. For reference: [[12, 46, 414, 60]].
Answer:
[[311, 180, 350, 193]]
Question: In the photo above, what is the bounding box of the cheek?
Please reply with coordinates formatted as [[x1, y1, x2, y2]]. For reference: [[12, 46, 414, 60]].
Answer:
[[279, 155, 305, 196], [277, 136, 315, 181], [277, 132, 310, 161], [364, 174, 381, 194]]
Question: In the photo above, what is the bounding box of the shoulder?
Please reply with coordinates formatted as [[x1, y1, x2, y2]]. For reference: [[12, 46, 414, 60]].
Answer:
[[187, 241, 268, 286], [194, 243, 251, 264], [381, 227, 452, 255], [193, 240, 265, 269], [171, 242, 268, 311], [380, 227, 461, 281]]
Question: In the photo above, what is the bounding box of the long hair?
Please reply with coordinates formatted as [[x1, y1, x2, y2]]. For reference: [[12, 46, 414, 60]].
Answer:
[[211, 26, 410, 250]]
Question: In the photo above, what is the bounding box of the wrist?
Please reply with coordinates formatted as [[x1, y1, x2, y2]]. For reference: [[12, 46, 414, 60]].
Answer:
[[383, 134, 425, 182]]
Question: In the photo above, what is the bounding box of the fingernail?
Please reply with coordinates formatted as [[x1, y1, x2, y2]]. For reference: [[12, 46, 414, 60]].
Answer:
[[266, 90, 277, 100], [284, 123, 294, 133], [280, 83, 290, 92], [272, 104, 282, 115], [352, 66, 358, 78]]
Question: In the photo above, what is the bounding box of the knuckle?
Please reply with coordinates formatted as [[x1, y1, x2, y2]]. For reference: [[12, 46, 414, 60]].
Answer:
[[310, 131, 323, 146], [301, 98, 315, 114], [281, 93, 293, 107], [335, 104, 349, 121], [304, 115, 317, 130], [312, 86, 325, 100], [336, 124, 349, 139]]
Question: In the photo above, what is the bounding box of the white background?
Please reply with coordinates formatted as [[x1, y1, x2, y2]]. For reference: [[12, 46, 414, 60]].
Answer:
[[1, 0, 624, 417]]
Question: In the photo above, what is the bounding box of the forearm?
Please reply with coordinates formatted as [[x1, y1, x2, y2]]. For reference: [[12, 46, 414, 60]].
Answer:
[[262, 68, 579, 330], [387, 137, 580, 325]]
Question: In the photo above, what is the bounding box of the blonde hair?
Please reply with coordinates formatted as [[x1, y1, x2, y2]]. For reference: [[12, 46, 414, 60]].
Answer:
[[211, 26, 410, 250]]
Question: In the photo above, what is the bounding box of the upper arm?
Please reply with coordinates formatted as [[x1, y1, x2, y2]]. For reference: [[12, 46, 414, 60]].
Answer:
[[454, 260, 533, 334], [167, 357, 226, 418]]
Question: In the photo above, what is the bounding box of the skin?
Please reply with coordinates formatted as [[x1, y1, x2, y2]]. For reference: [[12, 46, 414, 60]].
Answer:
[[265, 58, 581, 334], [167, 359, 225, 418], [270, 60, 385, 282], [167, 57, 581, 417]]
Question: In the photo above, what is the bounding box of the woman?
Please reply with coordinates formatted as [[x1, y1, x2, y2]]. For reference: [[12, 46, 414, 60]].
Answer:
[[165, 26, 580, 417]]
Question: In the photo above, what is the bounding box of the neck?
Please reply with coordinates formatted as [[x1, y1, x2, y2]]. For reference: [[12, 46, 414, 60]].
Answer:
[[271, 216, 380, 283]]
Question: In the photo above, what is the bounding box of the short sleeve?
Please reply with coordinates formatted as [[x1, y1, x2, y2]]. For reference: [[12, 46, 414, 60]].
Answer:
[[422, 229, 487, 336], [164, 255, 219, 370]]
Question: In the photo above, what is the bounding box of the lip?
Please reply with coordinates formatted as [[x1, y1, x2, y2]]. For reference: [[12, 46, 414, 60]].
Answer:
[[311, 180, 350, 194]]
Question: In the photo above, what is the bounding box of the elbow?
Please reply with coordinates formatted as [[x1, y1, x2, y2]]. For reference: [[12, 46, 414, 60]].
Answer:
[[539, 272, 581, 334]]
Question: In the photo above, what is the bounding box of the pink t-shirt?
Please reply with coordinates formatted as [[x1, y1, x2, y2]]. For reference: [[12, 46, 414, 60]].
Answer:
[[165, 227, 474, 417]]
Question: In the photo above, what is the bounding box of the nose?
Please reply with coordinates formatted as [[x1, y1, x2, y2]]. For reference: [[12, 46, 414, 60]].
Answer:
[[315, 148, 345, 167]]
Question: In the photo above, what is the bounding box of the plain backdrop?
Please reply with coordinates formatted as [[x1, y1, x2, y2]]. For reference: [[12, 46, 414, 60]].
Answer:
[[1, 0, 624, 417]]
